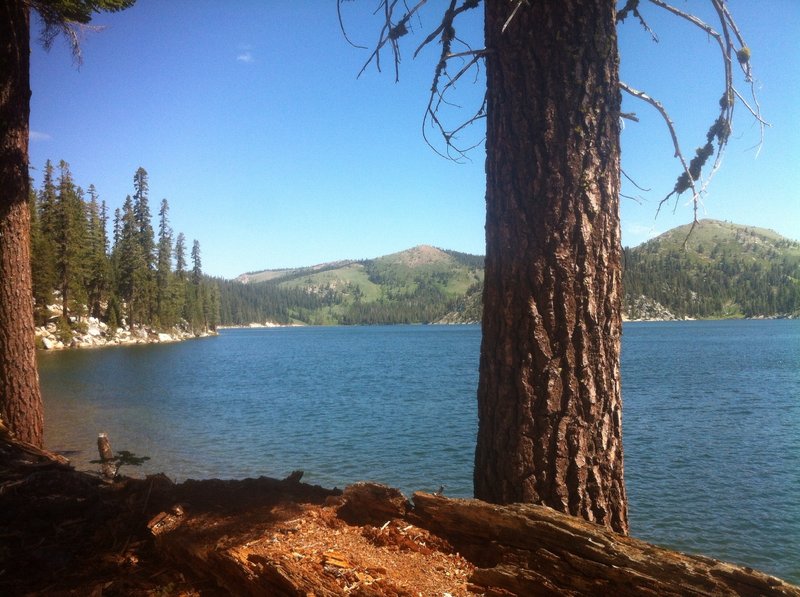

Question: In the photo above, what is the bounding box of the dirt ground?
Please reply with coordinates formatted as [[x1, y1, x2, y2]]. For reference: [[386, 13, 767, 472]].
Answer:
[[0, 435, 478, 596], [5, 432, 798, 597]]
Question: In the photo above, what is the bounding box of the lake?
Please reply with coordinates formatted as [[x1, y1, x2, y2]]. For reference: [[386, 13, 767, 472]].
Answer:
[[38, 320, 799, 584]]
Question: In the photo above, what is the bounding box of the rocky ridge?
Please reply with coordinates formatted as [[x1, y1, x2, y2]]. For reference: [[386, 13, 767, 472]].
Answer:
[[622, 295, 682, 321]]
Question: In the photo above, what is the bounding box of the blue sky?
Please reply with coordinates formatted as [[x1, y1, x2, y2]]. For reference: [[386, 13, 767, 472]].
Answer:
[[28, 1, 799, 279]]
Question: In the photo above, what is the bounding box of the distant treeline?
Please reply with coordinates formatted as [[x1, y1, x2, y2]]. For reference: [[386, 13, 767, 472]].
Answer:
[[214, 276, 466, 325], [214, 247, 485, 326], [29, 161, 219, 334], [212, 221, 800, 326], [34, 190, 798, 333]]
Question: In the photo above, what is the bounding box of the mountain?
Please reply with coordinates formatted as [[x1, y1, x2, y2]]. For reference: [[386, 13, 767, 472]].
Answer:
[[218, 245, 484, 325], [217, 221, 800, 325], [623, 219, 800, 319]]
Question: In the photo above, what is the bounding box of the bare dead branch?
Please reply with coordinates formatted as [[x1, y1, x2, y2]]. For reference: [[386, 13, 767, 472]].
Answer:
[[344, 0, 485, 159], [351, 0, 429, 81], [682, 218, 699, 249], [620, 192, 645, 204], [337, 0, 367, 49], [619, 81, 698, 216], [617, 0, 763, 229], [731, 88, 768, 128], [621, 169, 651, 192], [616, 0, 658, 42], [647, 0, 724, 51]]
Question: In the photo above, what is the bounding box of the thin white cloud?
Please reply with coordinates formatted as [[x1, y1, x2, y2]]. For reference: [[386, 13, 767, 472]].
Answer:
[[30, 131, 52, 141], [236, 51, 254, 63], [628, 223, 659, 238], [624, 223, 661, 247]]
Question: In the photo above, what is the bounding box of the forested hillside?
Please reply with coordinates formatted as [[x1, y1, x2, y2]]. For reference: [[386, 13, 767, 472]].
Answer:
[[623, 220, 800, 318], [29, 161, 219, 340], [217, 245, 483, 325], [219, 220, 799, 325]]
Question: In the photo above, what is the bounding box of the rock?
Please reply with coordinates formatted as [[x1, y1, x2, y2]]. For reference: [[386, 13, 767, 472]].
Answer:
[[34, 317, 217, 351], [623, 295, 678, 321]]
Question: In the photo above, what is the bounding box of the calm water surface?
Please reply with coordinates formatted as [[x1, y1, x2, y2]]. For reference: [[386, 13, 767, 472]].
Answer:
[[39, 321, 799, 583]]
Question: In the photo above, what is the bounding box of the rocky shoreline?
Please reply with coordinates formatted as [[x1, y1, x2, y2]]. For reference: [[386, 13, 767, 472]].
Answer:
[[217, 321, 305, 329], [35, 317, 216, 351]]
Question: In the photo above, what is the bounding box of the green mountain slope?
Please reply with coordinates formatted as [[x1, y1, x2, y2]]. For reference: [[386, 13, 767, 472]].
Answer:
[[623, 219, 800, 318], [216, 221, 800, 325], [219, 245, 483, 325]]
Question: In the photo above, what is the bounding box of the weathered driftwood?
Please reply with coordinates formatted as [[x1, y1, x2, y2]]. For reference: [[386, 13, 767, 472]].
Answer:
[[96, 432, 115, 480], [410, 491, 800, 596], [337, 481, 411, 525]]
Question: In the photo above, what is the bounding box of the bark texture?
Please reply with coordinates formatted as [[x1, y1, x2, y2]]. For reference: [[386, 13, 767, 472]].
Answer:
[[475, 0, 627, 533], [412, 491, 800, 597], [0, 1, 44, 446]]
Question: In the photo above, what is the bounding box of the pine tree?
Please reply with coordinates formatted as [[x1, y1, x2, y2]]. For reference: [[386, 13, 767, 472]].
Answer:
[[206, 281, 220, 331], [191, 239, 202, 285], [132, 167, 155, 320], [38, 160, 58, 243], [84, 184, 109, 319], [156, 198, 174, 325], [34, 159, 59, 319], [28, 182, 54, 324], [54, 160, 89, 323], [189, 239, 205, 332], [174, 232, 187, 279], [114, 195, 147, 327]]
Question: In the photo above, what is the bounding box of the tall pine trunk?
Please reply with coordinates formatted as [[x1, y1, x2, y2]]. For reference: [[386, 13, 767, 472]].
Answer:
[[0, 1, 45, 447], [474, 0, 627, 534]]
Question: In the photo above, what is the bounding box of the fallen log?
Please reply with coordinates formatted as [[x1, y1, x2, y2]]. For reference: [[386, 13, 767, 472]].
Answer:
[[410, 491, 800, 596]]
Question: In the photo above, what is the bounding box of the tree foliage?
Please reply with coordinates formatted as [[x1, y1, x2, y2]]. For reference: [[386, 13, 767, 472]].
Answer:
[[33, 0, 136, 60], [29, 162, 218, 336]]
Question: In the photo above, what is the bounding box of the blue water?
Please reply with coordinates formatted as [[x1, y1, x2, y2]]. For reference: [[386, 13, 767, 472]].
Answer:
[[38, 321, 800, 583]]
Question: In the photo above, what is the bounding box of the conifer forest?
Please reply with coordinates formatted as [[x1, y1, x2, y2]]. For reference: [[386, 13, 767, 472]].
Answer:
[[29, 161, 219, 336]]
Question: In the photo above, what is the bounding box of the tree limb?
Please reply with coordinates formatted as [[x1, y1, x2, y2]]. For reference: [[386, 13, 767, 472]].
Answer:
[[619, 81, 698, 218]]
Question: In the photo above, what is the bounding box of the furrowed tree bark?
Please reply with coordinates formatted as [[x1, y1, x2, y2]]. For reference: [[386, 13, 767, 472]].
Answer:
[[475, 0, 627, 533], [0, 1, 44, 447]]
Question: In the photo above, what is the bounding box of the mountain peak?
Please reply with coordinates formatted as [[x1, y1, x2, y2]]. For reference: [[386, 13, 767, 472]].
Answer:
[[381, 245, 451, 267]]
